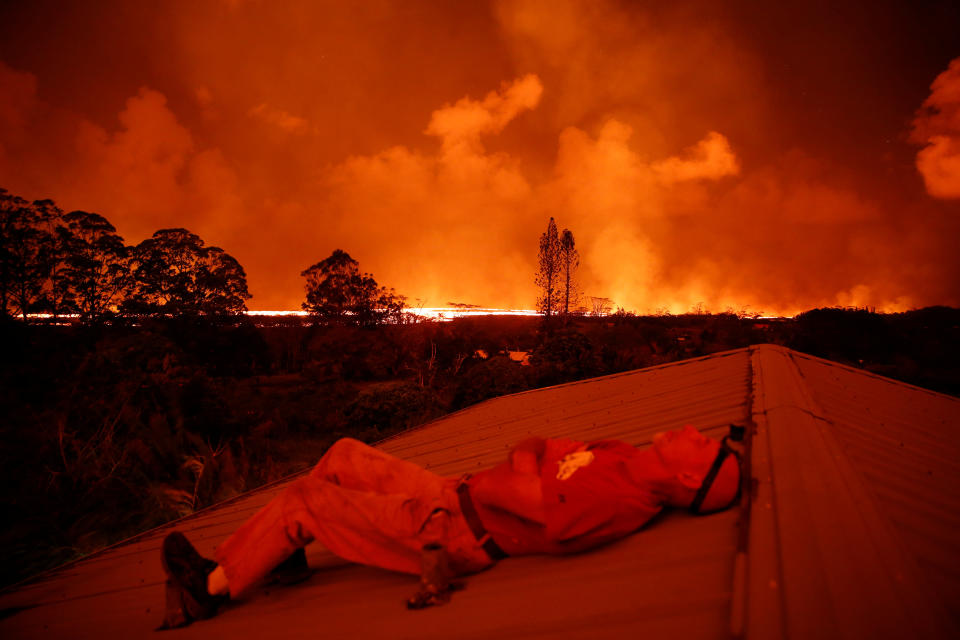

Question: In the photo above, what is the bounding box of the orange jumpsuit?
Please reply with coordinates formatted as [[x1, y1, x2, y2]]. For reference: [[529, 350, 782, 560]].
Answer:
[[468, 437, 664, 556], [216, 436, 665, 598], [215, 438, 494, 597]]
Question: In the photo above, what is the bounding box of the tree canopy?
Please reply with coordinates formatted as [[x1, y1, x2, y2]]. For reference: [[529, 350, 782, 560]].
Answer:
[[127, 228, 251, 317], [1, 189, 54, 319], [58, 211, 130, 322], [301, 249, 405, 326]]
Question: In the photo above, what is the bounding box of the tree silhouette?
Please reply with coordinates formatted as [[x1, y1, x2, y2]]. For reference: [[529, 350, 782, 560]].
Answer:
[[59, 211, 130, 322], [559, 228, 580, 317], [535, 217, 561, 319], [196, 247, 252, 316], [0, 191, 56, 320], [590, 296, 613, 317], [33, 199, 73, 319], [0, 188, 28, 317], [301, 249, 405, 327], [127, 228, 251, 317]]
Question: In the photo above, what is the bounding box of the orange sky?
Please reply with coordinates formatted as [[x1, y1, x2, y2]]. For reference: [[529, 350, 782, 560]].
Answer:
[[1, 0, 958, 314]]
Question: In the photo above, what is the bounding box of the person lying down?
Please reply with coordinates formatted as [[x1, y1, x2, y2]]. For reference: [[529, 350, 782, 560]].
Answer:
[[158, 424, 743, 629]]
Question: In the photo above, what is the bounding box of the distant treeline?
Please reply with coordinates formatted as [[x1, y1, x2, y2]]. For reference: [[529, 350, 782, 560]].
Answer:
[[1, 188, 251, 321], [1, 187, 408, 326]]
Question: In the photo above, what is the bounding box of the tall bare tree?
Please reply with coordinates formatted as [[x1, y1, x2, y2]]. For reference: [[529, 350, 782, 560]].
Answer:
[[559, 228, 580, 317], [535, 217, 561, 319]]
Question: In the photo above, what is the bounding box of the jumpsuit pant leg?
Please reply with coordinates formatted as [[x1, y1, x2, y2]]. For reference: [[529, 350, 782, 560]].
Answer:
[[214, 438, 493, 598]]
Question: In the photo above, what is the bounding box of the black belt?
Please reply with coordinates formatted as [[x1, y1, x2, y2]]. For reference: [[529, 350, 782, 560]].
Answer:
[[456, 480, 508, 561]]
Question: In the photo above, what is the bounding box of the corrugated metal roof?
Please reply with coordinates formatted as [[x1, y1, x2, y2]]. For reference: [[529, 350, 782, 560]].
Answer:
[[745, 346, 959, 639], [1, 345, 957, 639], [792, 349, 960, 628], [380, 348, 752, 472]]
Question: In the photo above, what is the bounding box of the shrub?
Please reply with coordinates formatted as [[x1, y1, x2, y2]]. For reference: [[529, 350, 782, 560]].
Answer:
[[344, 381, 440, 437], [532, 330, 601, 386], [452, 356, 533, 409]]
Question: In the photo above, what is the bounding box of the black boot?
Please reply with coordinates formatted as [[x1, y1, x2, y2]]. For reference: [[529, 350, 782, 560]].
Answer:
[[157, 532, 226, 630], [268, 547, 312, 586]]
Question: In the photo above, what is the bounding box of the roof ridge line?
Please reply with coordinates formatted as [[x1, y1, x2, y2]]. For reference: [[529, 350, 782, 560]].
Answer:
[[740, 345, 788, 638], [743, 344, 952, 638]]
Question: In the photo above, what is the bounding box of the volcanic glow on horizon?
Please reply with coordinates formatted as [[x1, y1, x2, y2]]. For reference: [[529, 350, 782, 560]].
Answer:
[[246, 308, 542, 321], [1, 1, 959, 316]]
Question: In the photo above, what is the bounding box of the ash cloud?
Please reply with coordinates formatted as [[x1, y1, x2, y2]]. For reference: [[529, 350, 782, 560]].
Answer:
[[325, 76, 541, 308], [1, 2, 958, 313], [249, 103, 312, 135], [0, 67, 269, 300], [323, 80, 744, 312], [912, 57, 960, 199]]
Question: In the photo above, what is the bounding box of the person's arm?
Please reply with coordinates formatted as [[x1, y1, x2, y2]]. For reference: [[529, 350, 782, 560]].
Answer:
[[470, 465, 545, 525], [469, 437, 548, 525], [509, 437, 546, 474]]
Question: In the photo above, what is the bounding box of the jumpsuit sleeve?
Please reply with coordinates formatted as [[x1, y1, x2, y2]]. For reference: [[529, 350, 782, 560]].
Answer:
[[508, 437, 547, 474]]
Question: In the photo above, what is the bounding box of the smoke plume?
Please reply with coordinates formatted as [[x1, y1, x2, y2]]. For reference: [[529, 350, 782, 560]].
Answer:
[[912, 57, 960, 199], [1, 1, 957, 313]]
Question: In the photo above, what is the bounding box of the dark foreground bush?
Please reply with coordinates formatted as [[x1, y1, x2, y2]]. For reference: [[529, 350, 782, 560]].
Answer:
[[344, 381, 441, 439], [532, 330, 602, 386], [452, 356, 534, 410]]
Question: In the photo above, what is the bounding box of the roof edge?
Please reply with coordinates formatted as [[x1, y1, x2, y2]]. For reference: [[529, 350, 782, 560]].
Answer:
[[780, 345, 960, 402], [744, 344, 954, 638]]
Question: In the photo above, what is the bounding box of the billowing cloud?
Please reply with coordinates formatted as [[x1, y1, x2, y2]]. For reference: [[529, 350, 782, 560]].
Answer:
[[72, 88, 194, 234], [652, 132, 740, 184], [911, 57, 960, 199], [1, 1, 958, 314], [0, 73, 282, 302], [324, 77, 745, 311], [426, 74, 543, 153], [325, 77, 538, 306], [915, 136, 960, 199], [249, 103, 312, 135]]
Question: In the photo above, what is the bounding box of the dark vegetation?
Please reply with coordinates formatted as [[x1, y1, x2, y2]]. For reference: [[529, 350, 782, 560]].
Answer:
[[3, 307, 958, 588], [2, 187, 958, 588]]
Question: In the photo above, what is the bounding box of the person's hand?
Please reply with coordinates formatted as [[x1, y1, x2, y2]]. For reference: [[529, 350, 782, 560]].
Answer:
[[406, 543, 464, 609]]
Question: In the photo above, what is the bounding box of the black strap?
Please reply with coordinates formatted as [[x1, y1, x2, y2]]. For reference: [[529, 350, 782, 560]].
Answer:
[[689, 447, 731, 514], [690, 425, 745, 515], [456, 481, 509, 561]]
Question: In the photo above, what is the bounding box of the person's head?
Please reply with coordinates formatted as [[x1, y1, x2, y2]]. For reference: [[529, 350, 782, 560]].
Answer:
[[651, 425, 741, 513]]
